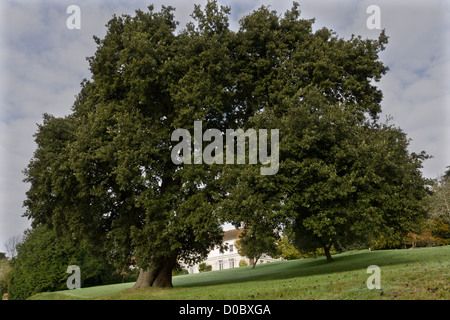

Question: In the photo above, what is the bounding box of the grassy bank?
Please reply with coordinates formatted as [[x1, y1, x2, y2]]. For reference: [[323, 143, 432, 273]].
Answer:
[[29, 246, 449, 300]]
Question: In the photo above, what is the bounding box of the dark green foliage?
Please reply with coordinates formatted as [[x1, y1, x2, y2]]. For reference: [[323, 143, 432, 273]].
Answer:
[[8, 226, 128, 300], [9, 227, 72, 300], [212, 2, 403, 263], [23, 2, 240, 287], [268, 91, 429, 260]]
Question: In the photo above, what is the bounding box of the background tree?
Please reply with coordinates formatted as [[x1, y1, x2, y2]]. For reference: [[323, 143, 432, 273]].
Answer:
[[4, 235, 22, 259], [404, 167, 450, 248], [235, 224, 279, 268], [428, 168, 450, 223], [273, 236, 302, 260]]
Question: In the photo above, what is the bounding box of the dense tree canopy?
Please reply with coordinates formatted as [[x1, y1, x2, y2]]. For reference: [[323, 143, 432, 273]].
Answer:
[[221, 88, 430, 261], [22, 1, 429, 290], [279, 94, 430, 260]]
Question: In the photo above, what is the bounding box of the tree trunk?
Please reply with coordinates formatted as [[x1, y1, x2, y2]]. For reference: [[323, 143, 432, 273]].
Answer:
[[251, 255, 261, 269], [133, 268, 158, 289], [133, 256, 176, 288], [152, 260, 174, 287], [324, 245, 333, 262]]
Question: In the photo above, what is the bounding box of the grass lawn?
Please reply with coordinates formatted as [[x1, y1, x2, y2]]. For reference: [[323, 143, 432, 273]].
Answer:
[[29, 246, 449, 300]]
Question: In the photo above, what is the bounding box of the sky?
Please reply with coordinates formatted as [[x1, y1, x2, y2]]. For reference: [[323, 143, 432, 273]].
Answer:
[[0, 0, 449, 254]]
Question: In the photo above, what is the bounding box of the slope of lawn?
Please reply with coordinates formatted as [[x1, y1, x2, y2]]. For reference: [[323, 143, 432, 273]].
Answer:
[[29, 246, 449, 300]]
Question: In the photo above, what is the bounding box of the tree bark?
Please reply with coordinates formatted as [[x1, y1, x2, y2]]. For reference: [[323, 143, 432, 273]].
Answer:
[[152, 260, 175, 287], [324, 245, 333, 262], [133, 268, 158, 289], [251, 255, 261, 269], [133, 256, 177, 288]]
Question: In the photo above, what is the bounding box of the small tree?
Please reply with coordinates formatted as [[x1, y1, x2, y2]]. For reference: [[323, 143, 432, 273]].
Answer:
[[235, 225, 279, 268]]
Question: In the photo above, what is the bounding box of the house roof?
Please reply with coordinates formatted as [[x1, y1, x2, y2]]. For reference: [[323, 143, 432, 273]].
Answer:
[[223, 228, 243, 242]]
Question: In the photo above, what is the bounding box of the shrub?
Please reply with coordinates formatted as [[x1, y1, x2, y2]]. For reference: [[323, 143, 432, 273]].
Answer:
[[407, 219, 450, 248], [172, 268, 189, 276], [198, 263, 212, 272], [239, 260, 248, 267]]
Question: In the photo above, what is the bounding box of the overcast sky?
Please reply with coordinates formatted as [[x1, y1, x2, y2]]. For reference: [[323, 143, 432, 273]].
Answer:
[[0, 0, 449, 254]]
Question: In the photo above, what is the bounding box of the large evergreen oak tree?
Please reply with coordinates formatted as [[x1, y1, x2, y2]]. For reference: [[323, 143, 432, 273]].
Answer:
[[23, 1, 428, 287]]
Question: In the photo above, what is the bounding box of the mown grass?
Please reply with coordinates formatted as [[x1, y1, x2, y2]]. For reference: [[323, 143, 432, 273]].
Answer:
[[29, 246, 449, 300]]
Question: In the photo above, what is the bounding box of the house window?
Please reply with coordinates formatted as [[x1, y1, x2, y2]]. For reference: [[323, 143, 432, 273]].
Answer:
[[218, 260, 224, 270], [229, 244, 234, 253], [229, 258, 235, 269]]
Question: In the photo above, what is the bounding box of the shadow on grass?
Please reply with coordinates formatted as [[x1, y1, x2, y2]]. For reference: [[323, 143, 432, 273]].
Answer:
[[172, 246, 449, 288]]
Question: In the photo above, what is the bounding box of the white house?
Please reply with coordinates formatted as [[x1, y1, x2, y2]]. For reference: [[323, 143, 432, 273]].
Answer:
[[183, 228, 281, 274]]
